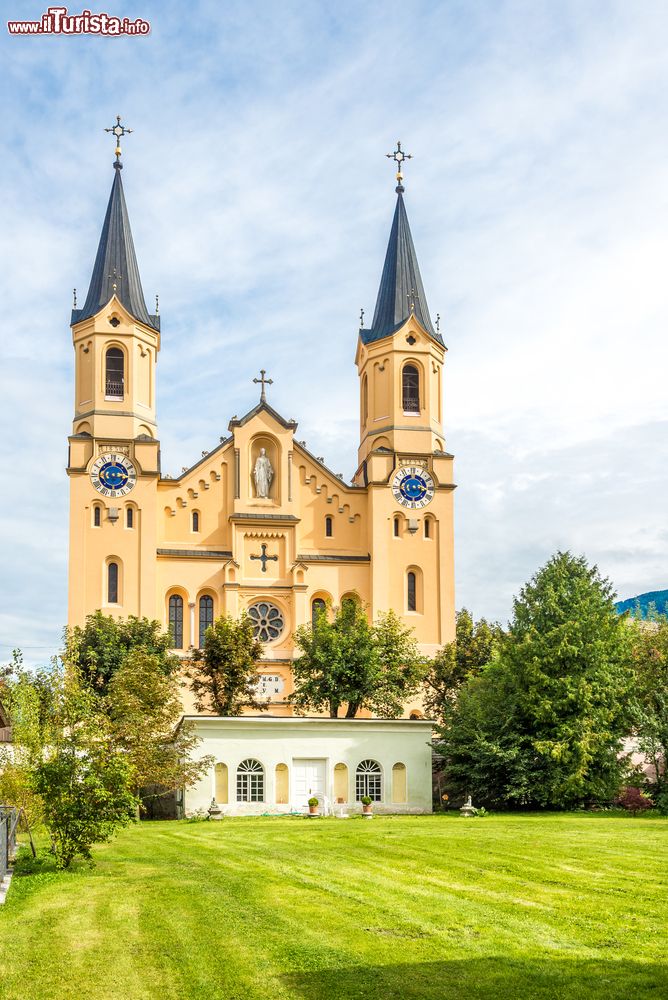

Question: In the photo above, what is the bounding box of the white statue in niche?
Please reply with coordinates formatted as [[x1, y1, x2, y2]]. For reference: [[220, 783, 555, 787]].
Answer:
[[253, 448, 274, 498]]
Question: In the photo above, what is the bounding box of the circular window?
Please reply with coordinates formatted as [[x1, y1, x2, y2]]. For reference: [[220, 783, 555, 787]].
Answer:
[[248, 602, 285, 642]]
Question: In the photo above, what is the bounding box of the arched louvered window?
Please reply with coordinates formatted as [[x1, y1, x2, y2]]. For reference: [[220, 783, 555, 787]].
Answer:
[[236, 759, 264, 803], [126, 506, 133, 528], [312, 598, 326, 626], [356, 760, 382, 802], [199, 595, 214, 647], [107, 562, 119, 604], [325, 516, 333, 538], [192, 511, 199, 532], [105, 348, 124, 399], [407, 571, 417, 612], [402, 364, 420, 413], [169, 595, 184, 649], [93, 505, 101, 527]]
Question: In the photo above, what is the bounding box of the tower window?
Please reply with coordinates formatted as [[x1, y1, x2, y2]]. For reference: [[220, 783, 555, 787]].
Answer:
[[325, 516, 333, 538], [93, 505, 101, 527], [407, 571, 417, 612], [192, 511, 200, 532], [105, 348, 124, 399], [199, 595, 214, 647], [402, 364, 420, 413], [394, 516, 400, 538], [312, 598, 327, 626], [169, 594, 184, 649], [126, 506, 133, 528], [424, 518, 430, 539], [362, 374, 368, 424], [107, 562, 119, 604]]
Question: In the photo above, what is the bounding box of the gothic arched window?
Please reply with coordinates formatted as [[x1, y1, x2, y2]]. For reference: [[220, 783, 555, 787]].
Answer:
[[325, 515, 333, 538], [236, 759, 264, 802], [402, 364, 420, 413], [126, 506, 133, 529], [192, 511, 199, 532], [199, 595, 214, 647], [312, 598, 326, 626], [107, 562, 119, 604], [169, 594, 184, 649], [407, 571, 417, 612], [93, 505, 101, 527], [356, 759, 382, 802], [105, 348, 124, 399], [394, 516, 400, 538]]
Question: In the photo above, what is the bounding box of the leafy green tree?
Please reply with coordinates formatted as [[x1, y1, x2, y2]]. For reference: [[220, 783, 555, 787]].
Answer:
[[0, 667, 48, 826], [106, 650, 213, 807], [425, 608, 504, 722], [187, 613, 265, 715], [291, 602, 424, 718], [629, 611, 668, 812], [436, 552, 634, 808], [66, 611, 178, 694], [29, 669, 137, 868]]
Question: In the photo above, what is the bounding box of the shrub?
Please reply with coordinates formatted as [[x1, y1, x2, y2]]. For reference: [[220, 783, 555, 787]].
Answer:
[[616, 786, 653, 815]]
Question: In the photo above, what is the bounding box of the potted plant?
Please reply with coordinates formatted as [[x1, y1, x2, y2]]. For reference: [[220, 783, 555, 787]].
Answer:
[[361, 795, 373, 818], [308, 796, 320, 816]]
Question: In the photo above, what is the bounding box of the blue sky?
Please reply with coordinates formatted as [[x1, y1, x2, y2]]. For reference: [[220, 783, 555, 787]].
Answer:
[[1, 0, 667, 661]]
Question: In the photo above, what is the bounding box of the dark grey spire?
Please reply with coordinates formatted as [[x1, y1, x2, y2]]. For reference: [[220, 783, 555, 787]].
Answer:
[[72, 164, 159, 330], [360, 190, 441, 346]]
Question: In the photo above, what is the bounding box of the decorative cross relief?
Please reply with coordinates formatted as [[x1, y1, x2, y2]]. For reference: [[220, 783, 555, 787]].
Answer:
[[250, 543, 278, 573]]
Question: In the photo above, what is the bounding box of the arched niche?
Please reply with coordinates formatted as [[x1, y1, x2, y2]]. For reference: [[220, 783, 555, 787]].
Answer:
[[215, 763, 228, 804], [333, 763, 348, 803], [249, 434, 279, 501], [275, 763, 289, 805]]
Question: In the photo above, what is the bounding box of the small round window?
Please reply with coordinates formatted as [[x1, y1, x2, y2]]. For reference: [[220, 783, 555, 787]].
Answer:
[[248, 602, 284, 642]]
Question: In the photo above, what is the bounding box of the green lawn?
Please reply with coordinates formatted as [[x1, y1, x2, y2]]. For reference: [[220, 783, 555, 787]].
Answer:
[[0, 814, 666, 1000]]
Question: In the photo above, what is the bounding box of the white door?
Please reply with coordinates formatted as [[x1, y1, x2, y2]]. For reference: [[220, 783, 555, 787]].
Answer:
[[293, 758, 326, 809]]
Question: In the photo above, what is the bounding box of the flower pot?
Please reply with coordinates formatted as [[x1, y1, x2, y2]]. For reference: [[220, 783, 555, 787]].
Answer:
[[308, 805, 319, 816], [362, 804, 373, 817]]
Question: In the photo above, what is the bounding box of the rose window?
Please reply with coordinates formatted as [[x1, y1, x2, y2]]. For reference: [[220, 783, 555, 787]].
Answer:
[[248, 602, 284, 642]]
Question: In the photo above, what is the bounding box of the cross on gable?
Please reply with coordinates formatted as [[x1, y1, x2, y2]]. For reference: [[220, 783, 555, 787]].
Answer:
[[250, 543, 278, 573]]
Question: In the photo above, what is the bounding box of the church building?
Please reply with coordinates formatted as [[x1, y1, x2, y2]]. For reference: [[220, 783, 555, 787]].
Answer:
[[67, 124, 456, 815]]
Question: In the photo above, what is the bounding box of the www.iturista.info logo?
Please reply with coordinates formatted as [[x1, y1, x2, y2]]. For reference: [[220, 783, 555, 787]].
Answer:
[[7, 6, 150, 34]]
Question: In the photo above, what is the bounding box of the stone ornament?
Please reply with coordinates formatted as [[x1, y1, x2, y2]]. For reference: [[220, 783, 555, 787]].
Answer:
[[248, 601, 284, 642]]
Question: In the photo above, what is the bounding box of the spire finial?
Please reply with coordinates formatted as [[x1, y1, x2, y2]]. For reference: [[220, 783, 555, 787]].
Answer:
[[104, 115, 133, 169], [253, 369, 273, 404], [386, 140, 412, 193]]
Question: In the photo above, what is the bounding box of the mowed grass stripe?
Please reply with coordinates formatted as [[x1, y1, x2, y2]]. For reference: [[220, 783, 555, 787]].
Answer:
[[0, 815, 665, 1000]]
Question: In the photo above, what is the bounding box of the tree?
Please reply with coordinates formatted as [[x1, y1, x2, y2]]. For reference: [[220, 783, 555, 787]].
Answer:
[[629, 611, 668, 812], [291, 602, 425, 718], [29, 669, 137, 868], [435, 552, 635, 808], [187, 613, 265, 715], [66, 611, 178, 695], [425, 608, 504, 722], [0, 666, 48, 826], [107, 650, 212, 806]]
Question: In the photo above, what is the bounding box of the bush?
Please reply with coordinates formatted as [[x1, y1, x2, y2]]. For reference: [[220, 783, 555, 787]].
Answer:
[[616, 786, 653, 815]]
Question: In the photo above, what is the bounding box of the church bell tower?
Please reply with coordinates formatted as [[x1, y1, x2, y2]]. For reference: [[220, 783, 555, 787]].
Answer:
[[67, 119, 161, 626]]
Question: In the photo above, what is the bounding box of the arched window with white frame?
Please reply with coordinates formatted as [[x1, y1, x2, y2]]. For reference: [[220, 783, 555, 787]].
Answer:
[[356, 759, 382, 802], [168, 594, 184, 649], [199, 595, 214, 647], [402, 364, 420, 413], [237, 759, 264, 802], [105, 347, 124, 399]]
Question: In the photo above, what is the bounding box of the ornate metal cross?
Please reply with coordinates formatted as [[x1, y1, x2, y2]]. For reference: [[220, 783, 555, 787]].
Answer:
[[253, 369, 273, 404], [105, 115, 133, 166], [386, 140, 412, 188], [250, 543, 278, 573]]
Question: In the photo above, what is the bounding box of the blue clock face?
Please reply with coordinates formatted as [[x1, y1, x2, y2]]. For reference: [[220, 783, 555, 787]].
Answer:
[[90, 452, 137, 498], [99, 461, 129, 491], [392, 465, 435, 509], [400, 475, 428, 502]]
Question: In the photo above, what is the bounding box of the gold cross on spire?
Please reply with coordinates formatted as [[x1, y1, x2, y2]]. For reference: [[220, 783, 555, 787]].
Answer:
[[386, 140, 412, 191], [104, 115, 133, 168], [253, 369, 273, 404]]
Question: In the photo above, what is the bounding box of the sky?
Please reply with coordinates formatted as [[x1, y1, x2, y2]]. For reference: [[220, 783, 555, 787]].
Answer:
[[1, 0, 667, 662]]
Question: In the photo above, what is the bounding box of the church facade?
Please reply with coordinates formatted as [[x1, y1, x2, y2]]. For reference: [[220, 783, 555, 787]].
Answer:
[[66, 133, 455, 815]]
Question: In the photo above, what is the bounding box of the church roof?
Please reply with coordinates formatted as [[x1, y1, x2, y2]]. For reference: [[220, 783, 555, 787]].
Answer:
[[72, 164, 159, 331], [360, 189, 442, 347]]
